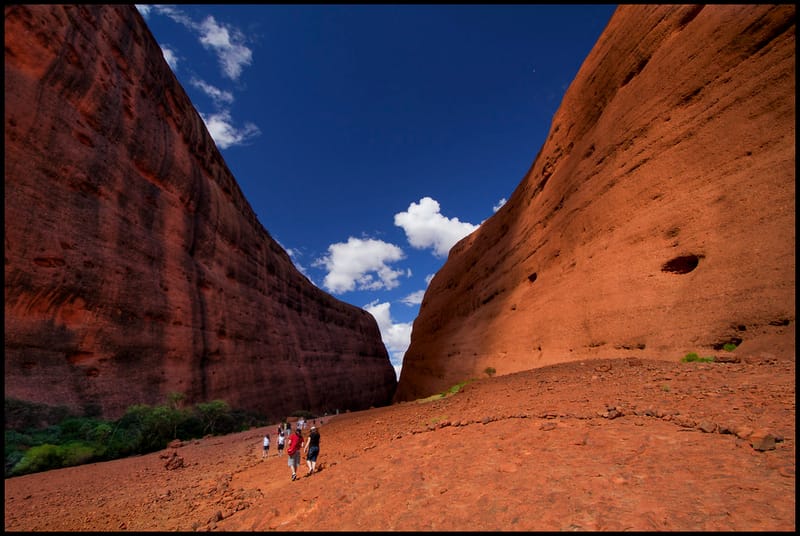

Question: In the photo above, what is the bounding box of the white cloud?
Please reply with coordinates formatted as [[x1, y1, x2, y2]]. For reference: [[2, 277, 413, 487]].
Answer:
[[140, 5, 195, 30], [138, 6, 252, 82], [493, 197, 507, 212], [314, 237, 406, 294], [190, 78, 235, 107], [197, 15, 253, 81], [394, 197, 479, 258], [364, 300, 412, 380], [400, 290, 425, 306], [199, 110, 261, 149], [135, 5, 152, 17], [159, 45, 179, 72]]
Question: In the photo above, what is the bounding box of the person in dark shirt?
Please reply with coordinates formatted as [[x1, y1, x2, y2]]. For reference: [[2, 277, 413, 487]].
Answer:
[[303, 425, 321, 476]]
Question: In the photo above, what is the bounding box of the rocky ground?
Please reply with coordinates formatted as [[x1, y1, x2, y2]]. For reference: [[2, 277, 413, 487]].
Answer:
[[4, 355, 795, 532]]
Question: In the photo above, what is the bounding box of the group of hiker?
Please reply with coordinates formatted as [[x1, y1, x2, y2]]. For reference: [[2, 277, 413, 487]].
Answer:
[[261, 419, 322, 481]]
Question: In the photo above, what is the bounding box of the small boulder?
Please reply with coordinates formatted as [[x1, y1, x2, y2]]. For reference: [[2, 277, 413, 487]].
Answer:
[[749, 429, 777, 451]]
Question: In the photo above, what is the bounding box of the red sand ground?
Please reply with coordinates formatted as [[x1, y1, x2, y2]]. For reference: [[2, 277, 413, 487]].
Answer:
[[4, 356, 795, 531]]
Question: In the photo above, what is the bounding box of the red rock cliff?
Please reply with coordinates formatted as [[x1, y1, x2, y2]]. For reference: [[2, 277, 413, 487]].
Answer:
[[395, 5, 795, 401], [4, 5, 397, 420]]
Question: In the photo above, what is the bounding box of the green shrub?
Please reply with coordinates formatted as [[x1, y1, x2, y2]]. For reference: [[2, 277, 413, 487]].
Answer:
[[722, 343, 738, 352], [89, 422, 113, 443], [5, 449, 25, 477], [230, 408, 266, 432], [4, 430, 32, 477], [4, 430, 32, 454], [176, 413, 205, 439], [104, 425, 141, 460], [416, 380, 474, 404], [58, 416, 106, 442], [11, 444, 64, 476], [681, 352, 715, 363], [448, 380, 471, 395], [29, 424, 63, 446], [59, 441, 97, 467]]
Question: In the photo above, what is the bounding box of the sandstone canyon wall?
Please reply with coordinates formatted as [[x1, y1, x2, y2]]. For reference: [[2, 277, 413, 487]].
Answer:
[[395, 5, 796, 401], [4, 5, 397, 420]]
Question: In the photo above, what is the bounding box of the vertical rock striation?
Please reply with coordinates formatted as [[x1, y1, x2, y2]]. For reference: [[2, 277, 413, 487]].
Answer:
[[4, 5, 397, 420], [395, 5, 795, 401]]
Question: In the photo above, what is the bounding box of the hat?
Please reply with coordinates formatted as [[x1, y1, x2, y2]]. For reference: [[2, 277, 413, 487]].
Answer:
[[311, 426, 316, 430]]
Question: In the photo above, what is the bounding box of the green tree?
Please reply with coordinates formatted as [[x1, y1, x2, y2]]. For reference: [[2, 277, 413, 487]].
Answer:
[[167, 391, 186, 410], [196, 400, 230, 435]]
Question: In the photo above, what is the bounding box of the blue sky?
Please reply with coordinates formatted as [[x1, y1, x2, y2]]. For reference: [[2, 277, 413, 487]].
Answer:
[[135, 4, 616, 378]]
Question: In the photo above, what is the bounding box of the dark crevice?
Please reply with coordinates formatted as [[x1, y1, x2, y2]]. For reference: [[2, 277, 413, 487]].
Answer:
[[676, 5, 704, 30], [769, 318, 791, 326], [621, 56, 650, 87], [661, 254, 702, 274]]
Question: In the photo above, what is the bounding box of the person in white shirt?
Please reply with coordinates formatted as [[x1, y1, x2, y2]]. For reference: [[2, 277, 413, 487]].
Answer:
[[262, 434, 270, 459], [277, 430, 285, 455]]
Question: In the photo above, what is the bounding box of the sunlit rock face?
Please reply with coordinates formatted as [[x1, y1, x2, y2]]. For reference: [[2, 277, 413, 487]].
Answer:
[[4, 5, 397, 420], [395, 4, 795, 401]]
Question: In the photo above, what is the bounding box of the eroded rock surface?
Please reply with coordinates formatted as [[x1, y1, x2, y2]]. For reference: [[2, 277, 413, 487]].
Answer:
[[4, 5, 396, 420], [395, 4, 795, 401]]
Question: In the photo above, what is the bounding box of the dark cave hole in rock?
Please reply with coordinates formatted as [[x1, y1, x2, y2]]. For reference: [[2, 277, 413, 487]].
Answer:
[[661, 254, 701, 274], [528, 272, 538, 283]]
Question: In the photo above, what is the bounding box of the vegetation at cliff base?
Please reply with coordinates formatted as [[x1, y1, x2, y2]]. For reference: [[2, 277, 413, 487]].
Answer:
[[4, 394, 268, 478], [417, 379, 474, 404]]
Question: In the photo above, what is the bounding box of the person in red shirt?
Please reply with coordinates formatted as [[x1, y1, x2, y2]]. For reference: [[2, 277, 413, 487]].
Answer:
[[286, 426, 304, 481]]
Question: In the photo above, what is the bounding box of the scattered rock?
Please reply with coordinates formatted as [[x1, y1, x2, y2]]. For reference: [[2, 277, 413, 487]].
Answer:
[[697, 421, 717, 433], [164, 452, 185, 470], [749, 429, 777, 451], [714, 352, 741, 364]]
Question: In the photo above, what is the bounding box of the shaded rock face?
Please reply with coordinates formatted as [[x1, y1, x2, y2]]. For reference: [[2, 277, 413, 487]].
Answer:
[[4, 5, 397, 420], [395, 5, 795, 401]]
